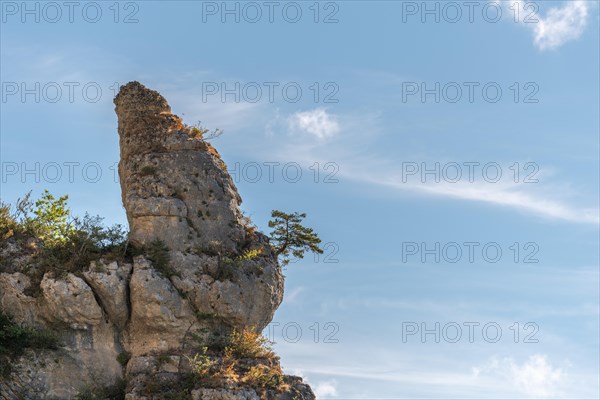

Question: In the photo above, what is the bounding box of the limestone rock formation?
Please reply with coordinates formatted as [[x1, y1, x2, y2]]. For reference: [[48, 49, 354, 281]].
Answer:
[[0, 82, 314, 400], [115, 81, 244, 254]]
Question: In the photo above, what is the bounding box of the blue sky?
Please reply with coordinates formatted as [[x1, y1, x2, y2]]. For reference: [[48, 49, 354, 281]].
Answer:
[[1, 1, 599, 398]]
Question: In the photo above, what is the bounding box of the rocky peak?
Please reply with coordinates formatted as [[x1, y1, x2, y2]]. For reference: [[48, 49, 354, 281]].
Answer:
[[0, 82, 314, 400], [115, 81, 245, 254]]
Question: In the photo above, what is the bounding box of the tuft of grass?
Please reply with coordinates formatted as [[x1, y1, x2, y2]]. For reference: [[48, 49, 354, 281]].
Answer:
[[186, 347, 215, 376], [224, 327, 276, 360], [237, 248, 263, 262], [243, 364, 287, 390], [116, 351, 131, 367], [185, 327, 288, 392], [190, 126, 207, 139], [155, 352, 171, 369], [212, 257, 238, 281]]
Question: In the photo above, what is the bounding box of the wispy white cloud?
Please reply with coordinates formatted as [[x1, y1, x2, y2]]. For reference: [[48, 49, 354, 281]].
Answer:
[[313, 380, 338, 397], [265, 111, 599, 225], [285, 286, 305, 303], [508, 1, 591, 50], [534, 1, 589, 50], [473, 355, 565, 398], [361, 165, 597, 225], [371, 177, 600, 225], [281, 351, 597, 399], [332, 297, 600, 319], [288, 109, 340, 140]]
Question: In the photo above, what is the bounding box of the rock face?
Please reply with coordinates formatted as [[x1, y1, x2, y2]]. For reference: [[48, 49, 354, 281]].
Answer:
[[113, 81, 284, 334], [0, 82, 314, 400], [115, 81, 244, 254]]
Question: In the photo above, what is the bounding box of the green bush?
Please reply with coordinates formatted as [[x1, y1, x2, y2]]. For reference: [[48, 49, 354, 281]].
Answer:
[[1, 190, 74, 245], [243, 364, 285, 389], [0, 203, 17, 239], [0, 311, 60, 353], [36, 213, 128, 273], [1, 191, 130, 295], [185, 327, 287, 392], [146, 238, 178, 278], [224, 327, 275, 360], [0, 311, 61, 377], [186, 347, 215, 375]]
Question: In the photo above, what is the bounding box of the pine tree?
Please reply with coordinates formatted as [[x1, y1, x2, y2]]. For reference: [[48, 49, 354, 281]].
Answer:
[[268, 210, 323, 266]]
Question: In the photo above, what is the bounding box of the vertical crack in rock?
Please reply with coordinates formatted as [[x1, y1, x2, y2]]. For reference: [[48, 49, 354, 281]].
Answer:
[[124, 262, 133, 325], [80, 274, 111, 324]]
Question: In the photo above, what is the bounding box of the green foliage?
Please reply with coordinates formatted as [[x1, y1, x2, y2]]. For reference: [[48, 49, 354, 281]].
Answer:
[[186, 347, 215, 375], [38, 214, 127, 271], [190, 126, 207, 138], [185, 327, 287, 392], [224, 327, 275, 360], [116, 351, 131, 367], [0, 311, 60, 354], [195, 312, 218, 321], [189, 121, 223, 140], [237, 248, 263, 261], [1, 191, 129, 295], [31, 190, 74, 244], [0, 202, 17, 239], [0, 311, 61, 377], [268, 210, 323, 266], [146, 238, 178, 278], [243, 364, 285, 389], [1, 191, 73, 243], [142, 373, 196, 399]]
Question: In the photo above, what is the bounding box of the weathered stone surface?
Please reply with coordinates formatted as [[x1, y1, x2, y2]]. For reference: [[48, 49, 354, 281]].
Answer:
[[0, 81, 313, 400], [170, 240, 284, 331], [0, 272, 39, 326], [115, 81, 246, 254], [126, 256, 199, 356], [0, 267, 123, 400], [0, 346, 123, 400], [83, 260, 133, 330], [40, 273, 103, 328]]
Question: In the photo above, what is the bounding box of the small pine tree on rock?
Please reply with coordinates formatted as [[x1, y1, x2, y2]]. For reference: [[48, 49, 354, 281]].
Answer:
[[268, 210, 323, 266]]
